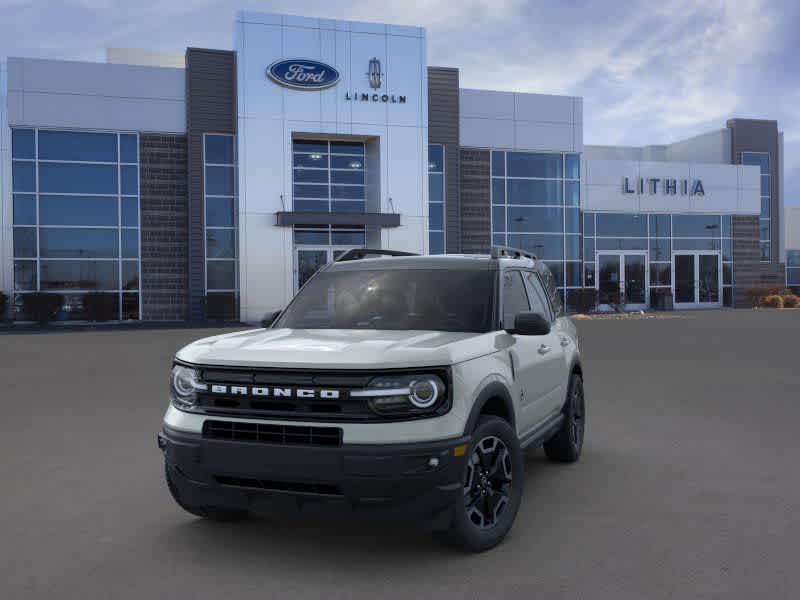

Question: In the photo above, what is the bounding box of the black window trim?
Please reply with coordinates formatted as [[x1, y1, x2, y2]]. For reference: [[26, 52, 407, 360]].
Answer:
[[523, 268, 555, 323]]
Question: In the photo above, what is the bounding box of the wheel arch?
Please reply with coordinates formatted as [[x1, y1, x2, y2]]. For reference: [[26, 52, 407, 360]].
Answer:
[[463, 381, 516, 435]]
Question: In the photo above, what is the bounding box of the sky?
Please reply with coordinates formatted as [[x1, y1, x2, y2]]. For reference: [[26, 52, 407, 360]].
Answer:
[[1, 0, 798, 205]]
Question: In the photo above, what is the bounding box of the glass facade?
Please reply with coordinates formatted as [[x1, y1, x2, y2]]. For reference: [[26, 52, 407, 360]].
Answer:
[[742, 152, 770, 261], [428, 144, 445, 254], [204, 134, 238, 298], [787, 250, 800, 288], [11, 128, 141, 320], [292, 140, 365, 213], [491, 150, 580, 304]]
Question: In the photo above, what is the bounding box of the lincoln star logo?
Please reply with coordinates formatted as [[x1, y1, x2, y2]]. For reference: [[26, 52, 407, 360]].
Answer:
[[367, 57, 382, 89], [210, 385, 341, 399], [266, 59, 341, 90]]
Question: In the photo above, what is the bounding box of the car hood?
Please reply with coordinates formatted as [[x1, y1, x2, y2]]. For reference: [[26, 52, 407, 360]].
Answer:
[[175, 328, 499, 369]]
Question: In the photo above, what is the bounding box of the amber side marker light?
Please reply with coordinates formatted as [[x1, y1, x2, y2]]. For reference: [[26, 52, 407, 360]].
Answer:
[[453, 444, 467, 457]]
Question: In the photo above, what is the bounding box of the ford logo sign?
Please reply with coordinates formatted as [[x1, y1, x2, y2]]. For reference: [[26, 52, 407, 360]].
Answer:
[[267, 59, 340, 90]]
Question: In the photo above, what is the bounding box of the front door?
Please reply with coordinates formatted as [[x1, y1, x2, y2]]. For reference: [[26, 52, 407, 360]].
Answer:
[[596, 252, 648, 311], [672, 252, 721, 309]]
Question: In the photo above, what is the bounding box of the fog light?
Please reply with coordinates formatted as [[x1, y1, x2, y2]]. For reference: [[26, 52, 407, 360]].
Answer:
[[428, 457, 440, 468]]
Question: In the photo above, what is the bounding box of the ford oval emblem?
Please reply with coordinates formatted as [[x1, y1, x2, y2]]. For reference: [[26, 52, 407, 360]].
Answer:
[[266, 59, 340, 90]]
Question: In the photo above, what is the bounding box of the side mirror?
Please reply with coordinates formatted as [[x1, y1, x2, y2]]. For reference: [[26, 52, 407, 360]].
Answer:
[[261, 310, 281, 328], [507, 312, 551, 336]]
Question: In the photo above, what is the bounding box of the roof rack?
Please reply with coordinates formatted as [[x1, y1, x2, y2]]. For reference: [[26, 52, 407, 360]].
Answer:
[[335, 248, 419, 262], [490, 245, 537, 261]]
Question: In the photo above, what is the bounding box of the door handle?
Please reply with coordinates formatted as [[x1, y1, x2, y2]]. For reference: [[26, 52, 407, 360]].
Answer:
[[560, 336, 570, 347], [538, 344, 552, 355]]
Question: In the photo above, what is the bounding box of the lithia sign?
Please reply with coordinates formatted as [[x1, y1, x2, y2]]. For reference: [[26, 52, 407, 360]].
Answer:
[[267, 57, 407, 103], [623, 177, 705, 196]]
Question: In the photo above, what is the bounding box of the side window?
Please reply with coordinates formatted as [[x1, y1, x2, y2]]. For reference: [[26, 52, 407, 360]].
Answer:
[[502, 270, 530, 328], [523, 271, 553, 322]]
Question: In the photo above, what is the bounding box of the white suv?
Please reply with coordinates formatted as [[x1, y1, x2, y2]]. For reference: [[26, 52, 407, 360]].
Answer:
[[159, 247, 585, 551]]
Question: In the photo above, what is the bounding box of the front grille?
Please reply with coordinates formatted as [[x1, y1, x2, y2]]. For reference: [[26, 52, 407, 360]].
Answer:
[[203, 420, 342, 447], [214, 475, 342, 496]]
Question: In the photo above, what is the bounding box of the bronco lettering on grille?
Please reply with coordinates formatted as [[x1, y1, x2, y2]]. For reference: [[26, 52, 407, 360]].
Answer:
[[209, 385, 341, 399]]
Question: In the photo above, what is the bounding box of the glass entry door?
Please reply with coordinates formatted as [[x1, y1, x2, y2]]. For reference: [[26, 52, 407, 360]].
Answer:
[[672, 252, 721, 309], [294, 247, 359, 292], [596, 252, 648, 310]]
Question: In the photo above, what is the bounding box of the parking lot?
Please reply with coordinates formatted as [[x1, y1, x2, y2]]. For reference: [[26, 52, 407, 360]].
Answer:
[[2, 309, 799, 599]]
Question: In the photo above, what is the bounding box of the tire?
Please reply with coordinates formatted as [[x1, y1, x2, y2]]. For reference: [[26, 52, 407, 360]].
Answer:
[[543, 372, 585, 463], [164, 464, 250, 522], [444, 416, 524, 552]]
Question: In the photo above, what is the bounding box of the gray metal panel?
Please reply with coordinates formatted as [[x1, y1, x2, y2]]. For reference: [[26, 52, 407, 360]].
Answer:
[[186, 48, 237, 321], [427, 67, 461, 253], [275, 211, 401, 227]]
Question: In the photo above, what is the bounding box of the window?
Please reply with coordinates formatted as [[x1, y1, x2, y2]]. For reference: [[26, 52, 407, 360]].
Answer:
[[492, 150, 581, 308], [788, 250, 800, 288], [292, 140, 365, 212], [502, 271, 530, 328], [428, 144, 445, 254], [523, 271, 552, 322], [742, 152, 770, 261], [204, 134, 238, 295], [11, 128, 140, 320]]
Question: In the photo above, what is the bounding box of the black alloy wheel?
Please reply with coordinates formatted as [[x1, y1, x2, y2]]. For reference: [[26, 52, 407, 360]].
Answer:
[[464, 436, 513, 529]]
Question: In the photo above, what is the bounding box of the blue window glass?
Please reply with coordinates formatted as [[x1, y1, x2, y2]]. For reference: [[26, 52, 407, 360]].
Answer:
[[673, 238, 721, 251], [38, 131, 117, 162], [14, 261, 37, 291], [121, 165, 138, 195], [40, 195, 118, 226], [330, 141, 364, 155], [650, 264, 671, 286], [741, 152, 769, 174], [565, 235, 581, 260], [122, 229, 139, 258], [294, 200, 328, 212], [428, 145, 444, 172], [583, 213, 594, 237], [565, 154, 580, 180], [649, 214, 671, 237], [429, 232, 444, 255], [12, 161, 36, 192], [673, 215, 721, 237], [13, 228, 37, 258], [649, 238, 671, 261], [545, 261, 564, 287], [331, 156, 363, 170], [331, 185, 364, 200], [596, 238, 647, 251], [759, 220, 770, 240], [721, 215, 732, 237], [206, 166, 235, 195], [207, 260, 236, 290], [120, 135, 138, 163], [493, 233, 506, 247], [122, 261, 139, 290], [787, 250, 800, 268], [293, 168, 328, 184], [507, 234, 564, 260], [491, 151, 505, 177], [13, 194, 36, 225], [722, 238, 732, 261], [789, 269, 800, 285], [565, 262, 582, 287], [40, 260, 119, 290], [723, 264, 732, 285], [507, 180, 562, 205], [294, 153, 329, 168], [565, 181, 579, 206], [429, 203, 444, 230], [760, 242, 770, 261], [294, 230, 329, 244], [331, 201, 365, 213], [565, 208, 580, 233], [294, 184, 328, 199], [205, 135, 234, 164], [331, 170, 364, 185], [507, 152, 562, 178], [206, 197, 234, 227], [492, 207, 505, 233], [507, 206, 563, 233], [428, 174, 444, 203], [12, 129, 35, 159], [760, 175, 770, 196], [761, 197, 770, 218], [331, 230, 366, 245], [206, 229, 236, 259], [39, 163, 118, 194], [293, 140, 328, 154], [492, 179, 505, 205], [122, 293, 139, 320], [39, 228, 118, 258], [584, 262, 595, 287], [583, 238, 594, 262], [595, 213, 647, 237], [121, 198, 139, 227]]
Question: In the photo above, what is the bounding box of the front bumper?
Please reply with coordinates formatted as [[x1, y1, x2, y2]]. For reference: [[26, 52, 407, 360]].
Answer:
[[160, 424, 470, 524]]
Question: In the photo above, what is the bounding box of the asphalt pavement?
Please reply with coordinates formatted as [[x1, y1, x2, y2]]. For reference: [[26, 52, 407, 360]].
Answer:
[[1, 309, 799, 599]]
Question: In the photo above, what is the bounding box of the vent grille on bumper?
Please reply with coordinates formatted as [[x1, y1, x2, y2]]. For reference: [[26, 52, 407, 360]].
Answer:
[[214, 475, 342, 496], [203, 420, 342, 447]]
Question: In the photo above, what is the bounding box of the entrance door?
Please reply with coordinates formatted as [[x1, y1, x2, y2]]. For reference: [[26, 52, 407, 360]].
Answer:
[[596, 252, 648, 311], [672, 252, 721, 309], [294, 246, 360, 292]]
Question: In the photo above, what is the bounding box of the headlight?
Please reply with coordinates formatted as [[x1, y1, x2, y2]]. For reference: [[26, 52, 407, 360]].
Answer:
[[352, 373, 447, 416], [170, 365, 207, 410]]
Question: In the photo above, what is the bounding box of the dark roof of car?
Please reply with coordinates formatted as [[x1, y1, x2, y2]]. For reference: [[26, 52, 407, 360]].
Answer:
[[327, 254, 500, 271]]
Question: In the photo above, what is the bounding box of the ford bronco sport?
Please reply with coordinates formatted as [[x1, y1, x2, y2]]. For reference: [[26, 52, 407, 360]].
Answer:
[[159, 246, 585, 551]]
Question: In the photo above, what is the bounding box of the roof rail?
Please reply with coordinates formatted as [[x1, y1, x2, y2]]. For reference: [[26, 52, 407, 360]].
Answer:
[[335, 248, 419, 262], [490, 245, 537, 261]]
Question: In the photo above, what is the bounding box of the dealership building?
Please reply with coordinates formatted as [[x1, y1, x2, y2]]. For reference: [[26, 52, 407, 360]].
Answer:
[[0, 11, 794, 323]]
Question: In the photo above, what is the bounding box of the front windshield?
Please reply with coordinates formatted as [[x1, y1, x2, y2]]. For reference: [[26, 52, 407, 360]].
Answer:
[[275, 268, 495, 332]]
